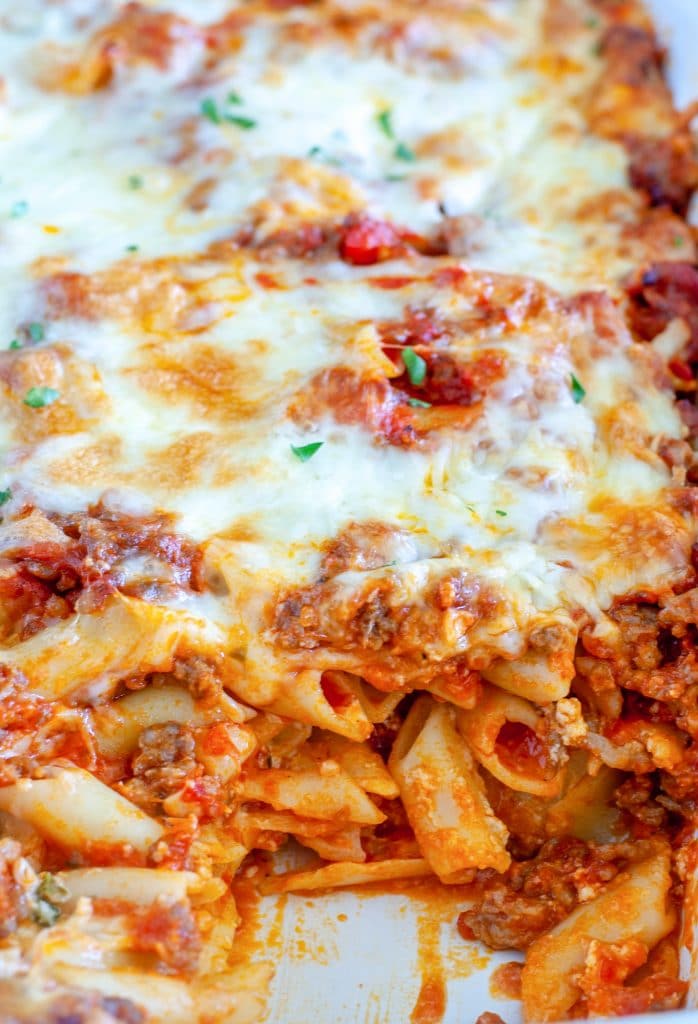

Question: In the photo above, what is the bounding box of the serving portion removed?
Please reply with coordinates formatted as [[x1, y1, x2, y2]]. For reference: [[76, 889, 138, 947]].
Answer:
[[0, 0, 697, 1021]]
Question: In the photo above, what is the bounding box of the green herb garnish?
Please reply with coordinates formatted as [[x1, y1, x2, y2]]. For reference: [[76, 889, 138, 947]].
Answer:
[[28, 323, 44, 342], [8, 339, 21, 350], [224, 114, 257, 130], [0, 489, 11, 506], [201, 97, 221, 123], [570, 373, 586, 403], [203, 94, 256, 128], [37, 872, 69, 903], [127, 174, 143, 190], [407, 397, 431, 408], [23, 386, 59, 409], [291, 442, 324, 462], [31, 873, 69, 928], [125, 244, 139, 252], [376, 108, 395, 139], [32, 898, 60, 927], [673, 235, 685, 248], [394, 142, 416, 162], [307, 146, 343, 168], [495, 509, 508, 517], [402, 347, 427, 386], [378, 110, 415, 163]]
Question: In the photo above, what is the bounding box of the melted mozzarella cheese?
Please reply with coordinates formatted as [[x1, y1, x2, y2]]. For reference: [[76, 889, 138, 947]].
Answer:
[[0, 0, 659, 352], [0, 0, 692, 681], [0, 263, 690, 644]]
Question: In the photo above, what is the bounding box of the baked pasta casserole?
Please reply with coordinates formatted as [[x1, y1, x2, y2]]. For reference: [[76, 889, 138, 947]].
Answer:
[[0, 0, 697, 1020]]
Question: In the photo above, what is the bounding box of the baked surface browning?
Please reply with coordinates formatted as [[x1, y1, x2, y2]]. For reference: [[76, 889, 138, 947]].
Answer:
[[0, 0, 696, 1021]]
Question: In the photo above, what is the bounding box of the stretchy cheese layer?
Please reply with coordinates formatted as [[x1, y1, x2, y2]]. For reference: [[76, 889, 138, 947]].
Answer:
[[0, 1, 692, 676], [0, 1, 696, 1022]]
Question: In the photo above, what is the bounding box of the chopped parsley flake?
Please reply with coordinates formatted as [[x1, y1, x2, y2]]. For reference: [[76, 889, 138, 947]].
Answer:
[[224, 114, 257, 130], [585, 16, 600, 28], [200, 97, 221, 124], [23, 386, 59, 409], [203, 94, 257, 129], [9, 339, 21, 350], [407, 396, 431, 408], [127, 174, 143, 190], [673, 235, 685, 247], [37, 872, 69, 903], [125, 244, 139, 252], [307, 146, 341, 166], [402, 347, 427, 387], [28, 322, 44, 342], [378, 110, 415, 163], [385, 173, 407, 183], [291, 441, 324, 462], [570, 373, 586, 403], [394, 142, 416, 162], [32, 898, 61, 927], [376, 108, 395, 139], [31, 873, 69, 928], [10, 200, 28, 219], [495, 509, 508, 517], [0, 488, 11, 506]]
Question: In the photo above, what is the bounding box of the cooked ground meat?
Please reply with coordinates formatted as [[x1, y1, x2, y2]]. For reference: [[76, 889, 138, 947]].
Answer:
[[129, 899, 201, 975], [599, 24, 665, 91], [626, 133, 698, 215], [614, 775, 668, 830], [578, 598, 698, 709], [0, 503, 203, 642], [120, 722, 196, 814], [458, 838, 628, 950], [626, 261, 698, 349]]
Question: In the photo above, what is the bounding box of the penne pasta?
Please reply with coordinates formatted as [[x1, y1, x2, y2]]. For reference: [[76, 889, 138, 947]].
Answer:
[[57, 867, 200, 905], [521, 845, 675, 1022], [260, 858, 432, 894], [479, 645, 573, 704], [457, 684, 565, 798], [92, 686, 213, 757], [92, 686, 256, 758], [351, 677, 405, 724], [0, 594, 224, 702], [298, 731, 399, 798], [238, 766, 385, 825], [0, 766, 163, 851], [261, 670, 374, 743], [47, 964, 194, 1024], [233, 807, 365, 862], [389, 696, 510, 881]]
